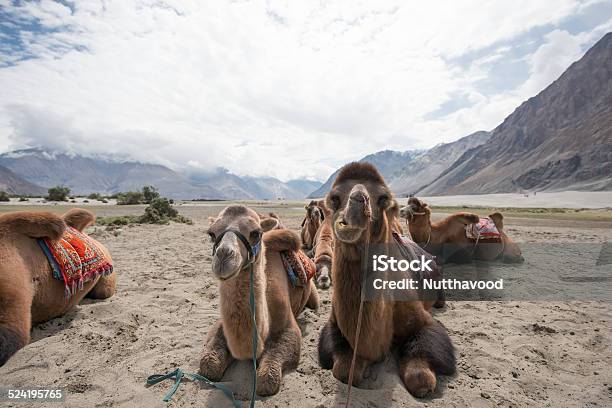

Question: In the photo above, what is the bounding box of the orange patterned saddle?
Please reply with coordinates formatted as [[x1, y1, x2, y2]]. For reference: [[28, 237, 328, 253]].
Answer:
[[37, 226, 113, 298], [280, 250, 316, 287]]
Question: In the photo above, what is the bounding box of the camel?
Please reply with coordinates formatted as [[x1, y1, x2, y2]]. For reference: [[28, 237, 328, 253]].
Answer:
[[301, 200, 334, 289], [0, 209, 116, 367], [199, 205, 319, 397], [318, 163, 455, 398], [401, 197, 524, 263]]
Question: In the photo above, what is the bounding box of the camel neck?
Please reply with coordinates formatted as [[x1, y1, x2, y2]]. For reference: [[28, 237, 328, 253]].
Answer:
[[409, 216, 432, 243], [218, 255, 268, 355]]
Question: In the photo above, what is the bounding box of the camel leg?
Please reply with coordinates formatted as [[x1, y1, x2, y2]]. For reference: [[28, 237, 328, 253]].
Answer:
[[0, 258, 33, 367], [318, 318, 370, 386], [398, 319, 456, 398], [256, 322, 301, 396], [305, 280, 319, 310], [199, 321, 234, 381], [86, 273, 117, 299]]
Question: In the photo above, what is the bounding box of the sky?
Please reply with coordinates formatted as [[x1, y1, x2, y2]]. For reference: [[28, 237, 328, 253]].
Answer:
[[0, 0, 611, 182]]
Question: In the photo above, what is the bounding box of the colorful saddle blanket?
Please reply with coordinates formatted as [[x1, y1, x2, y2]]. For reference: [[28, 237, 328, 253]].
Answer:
[[465, 217, 501, 240], [38, 226, 113, 298], [280, 250, 316, 288]]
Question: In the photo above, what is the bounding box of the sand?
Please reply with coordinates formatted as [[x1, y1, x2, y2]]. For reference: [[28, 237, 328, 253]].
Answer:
[[1, 203, 611, 407]]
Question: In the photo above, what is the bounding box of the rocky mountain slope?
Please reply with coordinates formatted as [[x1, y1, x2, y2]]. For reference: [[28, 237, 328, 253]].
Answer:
[[308, 149, 424, 198], [420, 32, 612, 195], [0, 149, 321, 199], [0, 164, 46, 196]]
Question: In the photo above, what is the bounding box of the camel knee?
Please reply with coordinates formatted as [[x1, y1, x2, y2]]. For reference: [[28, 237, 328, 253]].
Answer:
[[305, 280, 320, 310], [400, 320, 456, 377], [86, 273, 116, 299], [0, 327, 28, 367]]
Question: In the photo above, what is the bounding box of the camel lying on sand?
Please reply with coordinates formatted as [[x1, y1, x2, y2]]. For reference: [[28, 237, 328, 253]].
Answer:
[[318, 163, 455, 398], [200, 205, 319, 396], [0, 209, 116, 367], [401, 197, 524, 263], [301, 200, 334, 289]]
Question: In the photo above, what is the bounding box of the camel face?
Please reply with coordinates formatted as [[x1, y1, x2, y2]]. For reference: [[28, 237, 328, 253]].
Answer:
[[327, 180, 392, 244], [208, 205, 265, 280], [401, 197, 430, 220]]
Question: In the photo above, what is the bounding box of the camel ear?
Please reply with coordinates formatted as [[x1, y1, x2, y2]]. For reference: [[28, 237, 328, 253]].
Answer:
[[261, 217, 279, 232], [489, 212, 504, 230]]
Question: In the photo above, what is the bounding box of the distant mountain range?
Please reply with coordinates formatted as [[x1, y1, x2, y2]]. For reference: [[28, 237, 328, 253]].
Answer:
[[310, 32, 612, 198], [0, 149, 321, 200], [1, 33, 611, 200]]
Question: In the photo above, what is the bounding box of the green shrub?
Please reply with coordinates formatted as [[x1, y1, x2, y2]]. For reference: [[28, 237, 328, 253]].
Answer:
[[142, 185, 160, 204], [101, 199, 109, 203], [0, 191, 10, 202], [116, 191, 144, 205], [47, 186, 70, 201], [88, 193, 103, 200], [18, 197, 29, 202], [140, 197, 192, 224]]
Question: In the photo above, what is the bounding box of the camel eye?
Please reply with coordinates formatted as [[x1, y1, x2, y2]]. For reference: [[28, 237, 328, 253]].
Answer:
[[378, 195, 389, 207], [250, 230, 262, 241]]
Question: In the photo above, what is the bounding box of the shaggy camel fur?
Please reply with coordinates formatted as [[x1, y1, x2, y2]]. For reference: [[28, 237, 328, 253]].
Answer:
[[318, 163, 455, 398], [0, 209, 116, 367], [200, 205, 319, 396], [401, 197, 524, 263], [301, 200, 334, 289]]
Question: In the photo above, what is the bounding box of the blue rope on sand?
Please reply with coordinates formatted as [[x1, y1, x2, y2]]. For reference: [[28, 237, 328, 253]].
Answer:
[[147, 264, 258, 407]]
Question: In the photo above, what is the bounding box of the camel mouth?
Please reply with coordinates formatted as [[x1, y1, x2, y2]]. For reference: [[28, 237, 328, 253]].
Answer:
[[334, 219, 365, 243], [211, 254, 244, 280]]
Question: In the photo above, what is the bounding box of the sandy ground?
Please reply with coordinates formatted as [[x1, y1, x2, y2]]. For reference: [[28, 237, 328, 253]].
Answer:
[[1, 203, 611, 407]]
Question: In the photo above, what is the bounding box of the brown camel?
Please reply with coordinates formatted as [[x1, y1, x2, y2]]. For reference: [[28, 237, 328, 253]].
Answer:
[[401, 197, 523, 263], [301, 200, 334, 289], [318, 163, 455, 398], [200, 205, 319, 397], [0, 209, 116, 367]]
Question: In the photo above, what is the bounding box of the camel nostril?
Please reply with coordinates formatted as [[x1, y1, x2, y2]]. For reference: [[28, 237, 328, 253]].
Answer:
[[350, 193, 367, 203], [215, 247, 236, 260]]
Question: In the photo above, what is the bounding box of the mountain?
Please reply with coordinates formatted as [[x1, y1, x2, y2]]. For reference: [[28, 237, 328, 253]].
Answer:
[[388, 131, 491, 195], [420, 32, 612, 195], [308, 149, 424, 198], [0, 164, 46, 196], [0, 149, 321, 200]]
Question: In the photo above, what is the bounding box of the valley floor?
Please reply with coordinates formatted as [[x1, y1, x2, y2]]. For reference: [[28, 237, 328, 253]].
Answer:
[[0, 203, 610, 407]]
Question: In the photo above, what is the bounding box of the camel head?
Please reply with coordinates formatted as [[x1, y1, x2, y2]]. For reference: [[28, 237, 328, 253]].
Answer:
[[489, 212, 524, 263], [208, 205, 278, 280], [400, 197, 431, 221], [326, 162, 395, 244]]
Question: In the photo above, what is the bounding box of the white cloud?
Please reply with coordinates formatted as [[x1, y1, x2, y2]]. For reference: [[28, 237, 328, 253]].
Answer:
[[0, 0, 610, 181]]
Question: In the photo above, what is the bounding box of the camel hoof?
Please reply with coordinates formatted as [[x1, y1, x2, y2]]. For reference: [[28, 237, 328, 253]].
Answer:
[[256, 360, 282, 396], [402, 365, 436, 398], [332, 358, 365, 386], [199, 352, 225, 382]]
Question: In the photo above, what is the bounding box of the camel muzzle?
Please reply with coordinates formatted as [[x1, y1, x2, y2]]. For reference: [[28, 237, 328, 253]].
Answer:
[[211, 229, 260, 280], [334, 185, 371, 243]]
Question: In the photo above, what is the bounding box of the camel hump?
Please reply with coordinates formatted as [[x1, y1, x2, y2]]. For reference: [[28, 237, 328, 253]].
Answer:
[[0, 211, 66, 240], [263, 228, 301, 252], [462, 213, 480, 224], [63, 208, 96, 232]]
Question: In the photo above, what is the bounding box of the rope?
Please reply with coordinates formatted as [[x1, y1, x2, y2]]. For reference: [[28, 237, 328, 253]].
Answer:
[[345, 195, 371, 408]]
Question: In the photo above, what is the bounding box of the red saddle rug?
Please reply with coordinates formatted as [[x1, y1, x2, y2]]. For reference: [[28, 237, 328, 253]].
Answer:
[[465, 217, 501, 241], [280, 250, 316, 287], [37, 226, 113, 298]]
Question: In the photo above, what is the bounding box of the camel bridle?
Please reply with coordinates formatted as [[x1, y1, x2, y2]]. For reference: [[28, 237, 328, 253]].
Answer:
[[212, 229, 261, 270]]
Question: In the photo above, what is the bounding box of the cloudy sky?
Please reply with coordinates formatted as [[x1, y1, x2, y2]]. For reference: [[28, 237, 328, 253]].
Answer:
[[0, 0, 611, 181]]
